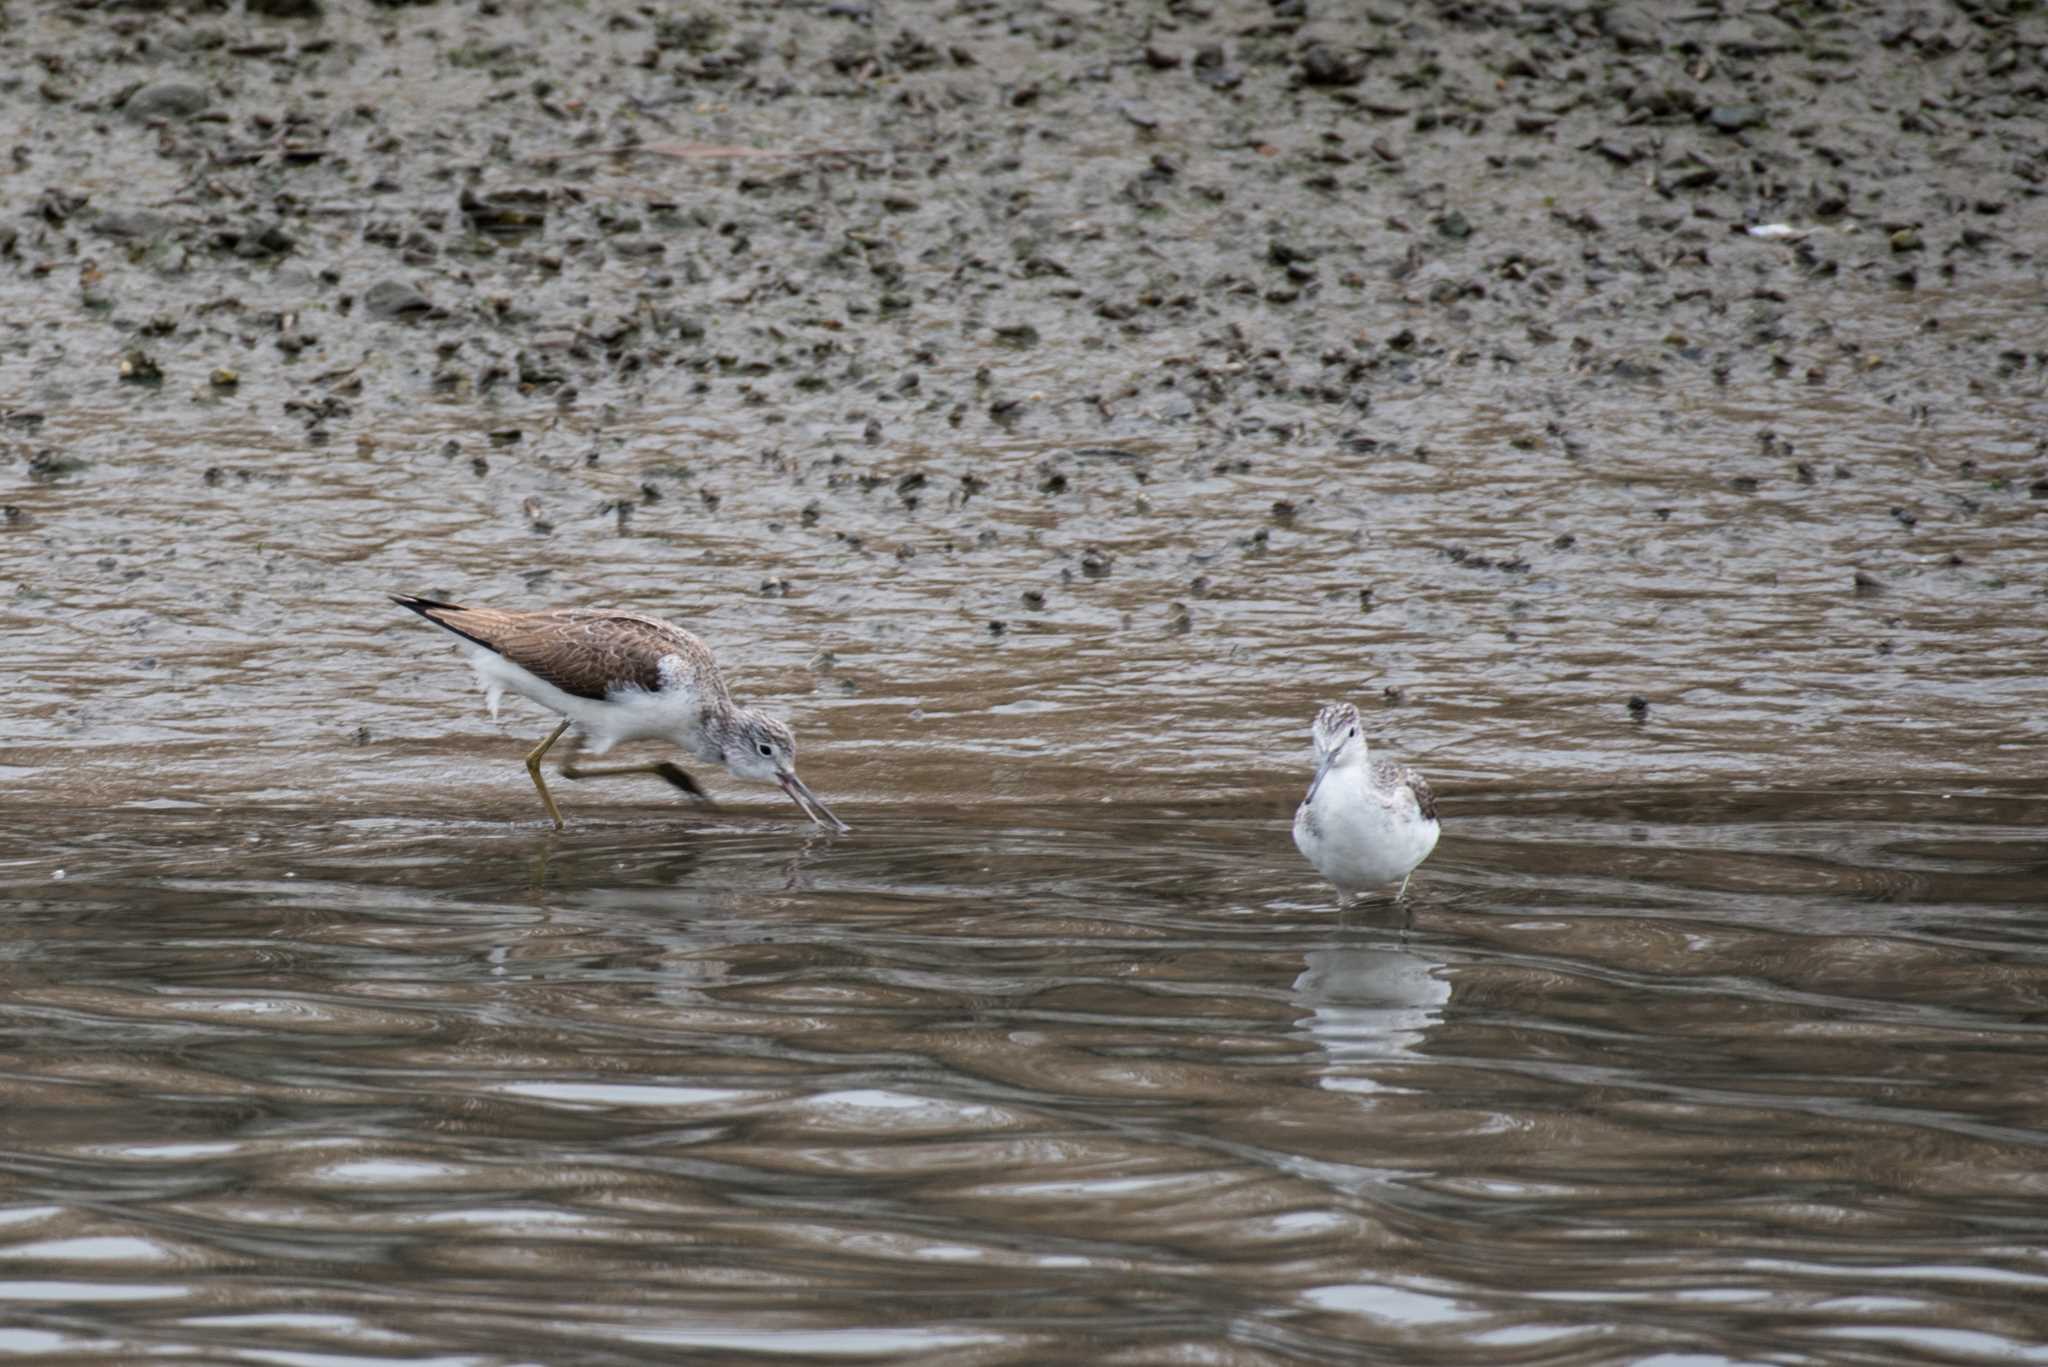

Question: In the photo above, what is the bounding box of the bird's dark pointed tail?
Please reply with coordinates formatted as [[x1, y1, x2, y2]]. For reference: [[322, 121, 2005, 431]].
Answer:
[[391, 593, 500, 653]]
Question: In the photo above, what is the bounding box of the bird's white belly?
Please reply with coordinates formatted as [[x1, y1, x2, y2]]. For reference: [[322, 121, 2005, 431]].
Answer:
[[465, 647, 707, 757], [1294, 778, 1439, 891]]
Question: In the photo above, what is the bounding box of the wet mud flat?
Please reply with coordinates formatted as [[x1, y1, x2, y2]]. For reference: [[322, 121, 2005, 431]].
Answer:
[[1, 0, 2043, 810], [3, 788, 2048, 1363], [3, 0, 2047, 1362]]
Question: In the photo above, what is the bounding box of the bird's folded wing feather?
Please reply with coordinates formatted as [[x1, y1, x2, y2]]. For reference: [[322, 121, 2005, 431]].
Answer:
[[1406, 771, 1438, 822], [477, 611, 679, 700]]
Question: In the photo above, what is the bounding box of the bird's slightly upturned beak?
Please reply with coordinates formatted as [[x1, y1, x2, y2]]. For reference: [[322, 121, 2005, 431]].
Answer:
[[779, 770, 850, 833], [1304, 752, 1335, 806]]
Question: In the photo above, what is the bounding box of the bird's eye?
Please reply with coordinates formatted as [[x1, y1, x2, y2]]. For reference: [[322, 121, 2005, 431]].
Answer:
[[1348, 727, 1357, 738], [757, 743, 773, 756]]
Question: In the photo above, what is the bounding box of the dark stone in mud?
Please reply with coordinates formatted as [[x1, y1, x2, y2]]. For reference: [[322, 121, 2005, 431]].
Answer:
[[118, 350, 162, 385], [1300, 45, 1362, 87], [459, 188, 548, 235], [1600, 8, 1663, 53], [1628, 85, 1698, 118], [124, 82, 210, 122], [220, 221, 295, 259], [1192, 44, 1242, 90], [1706, 105, 1765, 134], [363, 279, 433, 320], [27, 449, 85, 479], [93, 209, 183, 242]]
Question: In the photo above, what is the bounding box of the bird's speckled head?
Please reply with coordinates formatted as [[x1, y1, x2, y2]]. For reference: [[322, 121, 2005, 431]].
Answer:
[[1310, 702, 1364, 760], [719, 708, 849, 832], [724, 710, 797, 783]]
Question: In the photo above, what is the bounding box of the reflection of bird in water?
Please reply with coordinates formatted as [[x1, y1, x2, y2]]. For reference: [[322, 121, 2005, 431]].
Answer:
[[1293, 947, 1449, 1068], [393, 595, 848, 833], [1292, 701, 1439, 903]]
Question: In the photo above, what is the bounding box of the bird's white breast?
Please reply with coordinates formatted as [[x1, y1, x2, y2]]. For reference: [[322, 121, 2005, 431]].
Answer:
[[1294, 766, 1439, 891]]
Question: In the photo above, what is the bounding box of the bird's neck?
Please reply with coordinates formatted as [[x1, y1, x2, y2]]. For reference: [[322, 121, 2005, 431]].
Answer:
[[1323, 750, 1370, 790], [700, 700, 750, 743]]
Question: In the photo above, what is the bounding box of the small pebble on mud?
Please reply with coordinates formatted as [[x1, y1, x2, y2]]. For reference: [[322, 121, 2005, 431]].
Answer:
[[119, 350, 162, 384]]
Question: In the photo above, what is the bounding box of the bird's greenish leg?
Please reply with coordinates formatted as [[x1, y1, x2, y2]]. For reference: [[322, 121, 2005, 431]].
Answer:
[[559, 736, 718, 808], [525, 719, 573, 829]]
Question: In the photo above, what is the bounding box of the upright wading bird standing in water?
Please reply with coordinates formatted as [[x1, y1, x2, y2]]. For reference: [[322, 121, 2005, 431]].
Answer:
[[1292, 701, 1438, 902], [392, 595, 849, 832]]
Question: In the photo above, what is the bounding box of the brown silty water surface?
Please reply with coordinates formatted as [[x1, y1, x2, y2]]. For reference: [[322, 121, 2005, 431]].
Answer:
[[3, 0, 2047, 1361]]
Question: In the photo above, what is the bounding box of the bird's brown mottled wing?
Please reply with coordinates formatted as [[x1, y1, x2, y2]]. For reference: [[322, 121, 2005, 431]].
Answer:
[[1406, 770, 1438, 823], [492, 612, 687, 699], [1364, 752, 1437, 823], [399, 598, 696, 700]]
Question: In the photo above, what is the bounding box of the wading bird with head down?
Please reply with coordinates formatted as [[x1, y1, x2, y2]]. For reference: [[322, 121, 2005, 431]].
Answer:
[[393, 594, 848, 833]]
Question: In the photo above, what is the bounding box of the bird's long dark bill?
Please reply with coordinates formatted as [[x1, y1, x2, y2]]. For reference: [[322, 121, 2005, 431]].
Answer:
[[779, 771, 850, 832], [1304, 754, 1335, 806]]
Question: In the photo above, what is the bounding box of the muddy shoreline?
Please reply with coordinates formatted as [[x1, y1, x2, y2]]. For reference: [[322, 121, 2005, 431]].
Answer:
[[2, 0, 2043, 815]]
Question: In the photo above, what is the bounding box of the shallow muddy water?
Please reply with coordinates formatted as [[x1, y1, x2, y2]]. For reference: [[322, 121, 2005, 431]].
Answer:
[[3, 790, 2047, 1363]]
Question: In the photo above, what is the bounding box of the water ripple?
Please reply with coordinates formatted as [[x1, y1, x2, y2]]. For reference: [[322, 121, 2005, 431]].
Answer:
[[0, 793, 2043, 1360]]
